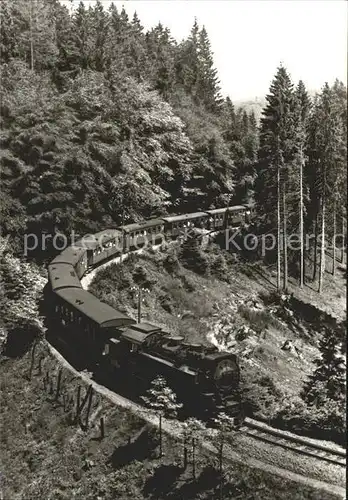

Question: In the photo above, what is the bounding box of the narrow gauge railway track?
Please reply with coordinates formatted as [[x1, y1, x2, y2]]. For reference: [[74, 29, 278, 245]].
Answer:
[[79, 238, 346, 470], [239, 418, 346, 467]]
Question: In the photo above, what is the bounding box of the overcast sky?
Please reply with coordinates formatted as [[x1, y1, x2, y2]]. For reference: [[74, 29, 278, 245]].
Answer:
[[62, 0, 347, 101]]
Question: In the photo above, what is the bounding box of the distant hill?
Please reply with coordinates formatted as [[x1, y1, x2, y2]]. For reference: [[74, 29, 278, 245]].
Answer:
[[235, 89, 318, 123], [234, 97, 266, 123]]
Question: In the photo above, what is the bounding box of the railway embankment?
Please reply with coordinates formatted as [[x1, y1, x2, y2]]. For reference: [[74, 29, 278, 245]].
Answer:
[[0, 340, 345, 499], [89, 243, 346, 446]]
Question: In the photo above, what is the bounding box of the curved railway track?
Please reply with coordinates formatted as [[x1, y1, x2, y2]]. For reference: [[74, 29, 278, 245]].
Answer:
[[240, 418, 346, 467], [79, 246, 346, 470], [46, 223, 346, 475]]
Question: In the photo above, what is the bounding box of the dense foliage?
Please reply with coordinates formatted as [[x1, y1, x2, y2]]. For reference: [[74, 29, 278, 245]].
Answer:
[[254, 66, 347, 291], [0, 0, 258, 260], [0, 236, 46, 354]]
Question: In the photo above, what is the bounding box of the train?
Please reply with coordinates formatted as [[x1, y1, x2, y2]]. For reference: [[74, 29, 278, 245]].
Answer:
[[46, 203, 256, 421]]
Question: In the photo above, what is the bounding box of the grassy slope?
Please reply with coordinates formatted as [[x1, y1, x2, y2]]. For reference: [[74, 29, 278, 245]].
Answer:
[[0, 343, 342, 500], [90, 245, 346, 416], [1, 243, 344, 499]]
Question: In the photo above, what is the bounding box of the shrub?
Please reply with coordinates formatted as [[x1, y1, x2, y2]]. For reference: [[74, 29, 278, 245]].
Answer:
[[163, 252, 180, 274], [272, 395, 346, 445], [4, 320, 44, 358], [210, 254, 229, 281], [179, 238, 210, 275], [240, 366, 283, 419]]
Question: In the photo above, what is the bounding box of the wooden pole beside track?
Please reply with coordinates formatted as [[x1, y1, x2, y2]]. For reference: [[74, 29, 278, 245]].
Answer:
[[137, 287, 142, 323]]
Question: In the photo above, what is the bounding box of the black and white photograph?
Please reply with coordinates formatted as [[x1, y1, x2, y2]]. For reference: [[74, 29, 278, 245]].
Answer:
[[0, 0, 346, 498]]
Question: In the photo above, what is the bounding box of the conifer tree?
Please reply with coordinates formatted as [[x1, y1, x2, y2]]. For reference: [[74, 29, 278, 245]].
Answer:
[[175, 19, 199, 94], [141, 375, 182, 457], [301, 327, 346, 405], [307, 84, 343, 292], [211, 411, 235, 497], [90, 0, 109, 72], [145, 23, 176, 98], [0, 0, 19, 63], [182, 417, 206, 478], [330, 80, 347, 273], [197, 26, 223, 111], [255, 66, 296, 289], [72, 1, 92, 69]]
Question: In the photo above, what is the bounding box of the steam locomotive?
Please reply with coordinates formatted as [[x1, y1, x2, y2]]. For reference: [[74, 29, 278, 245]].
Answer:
[[46, 204, 255, 420]]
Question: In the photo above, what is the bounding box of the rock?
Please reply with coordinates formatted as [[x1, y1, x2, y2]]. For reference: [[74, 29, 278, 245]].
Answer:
[[281, 340, 302, 357]]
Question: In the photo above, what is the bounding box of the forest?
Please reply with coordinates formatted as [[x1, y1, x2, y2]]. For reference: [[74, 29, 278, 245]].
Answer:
[[0, 2, 346, 496], [1, 0, 346, 289]]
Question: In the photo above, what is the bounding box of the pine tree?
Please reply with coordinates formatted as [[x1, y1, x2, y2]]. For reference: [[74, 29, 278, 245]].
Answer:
[[141, 375, 182, 457], [330, 80, 347, 273], [211, 412, 235, 497], [90, 0, 109, 72], [0, 0, 20, 63], [175, 19, 199, 94], [1, 0, 59, 71], [301, 327, 346, 405], [308, 84, 343, 292], [196, 26, 223, 111], [52, 1, 81, 82], [182, 417, 206, 478], [145, 23, 176, 98], [255, 66, 296, 289], [72, 1, 92, 69]]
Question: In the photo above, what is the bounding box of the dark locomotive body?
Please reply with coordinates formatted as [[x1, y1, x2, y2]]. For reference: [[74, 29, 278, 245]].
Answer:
[[103, 324, 242, 418], [46, 204, 255, 419]]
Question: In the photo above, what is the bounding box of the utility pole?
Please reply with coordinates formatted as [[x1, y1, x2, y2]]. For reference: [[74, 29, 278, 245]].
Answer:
[[137, 287, 142, 323], [131, 286, 149, 323]]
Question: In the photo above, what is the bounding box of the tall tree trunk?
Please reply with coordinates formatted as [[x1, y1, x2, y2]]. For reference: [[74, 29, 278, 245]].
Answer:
[[341, 216, 345, 264], [332, 199, 336, 275], [313, 211, 318, 281], [277, 165, 281, 291], [299, 148, 304, 287], [318, 197, 326, 293], [282, 180, 288, 291], [29, 1, 35, 71]]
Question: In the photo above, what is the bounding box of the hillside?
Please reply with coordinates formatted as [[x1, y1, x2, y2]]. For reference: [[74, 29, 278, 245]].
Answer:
[[0, 1, 346, 498], [0, 1, 258, 260], [90, 241, 346, 444], [0, 341, 343, 499]]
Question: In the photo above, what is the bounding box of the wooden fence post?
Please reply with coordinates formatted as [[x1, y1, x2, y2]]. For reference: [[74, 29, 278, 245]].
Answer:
[[29, 341, 37, 380], [55, 369, 62, 401], [85, 385, 93, 429], [37, 355, 44, 375], [100, 417, 104, 439], [76, 386, 81, 421]]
